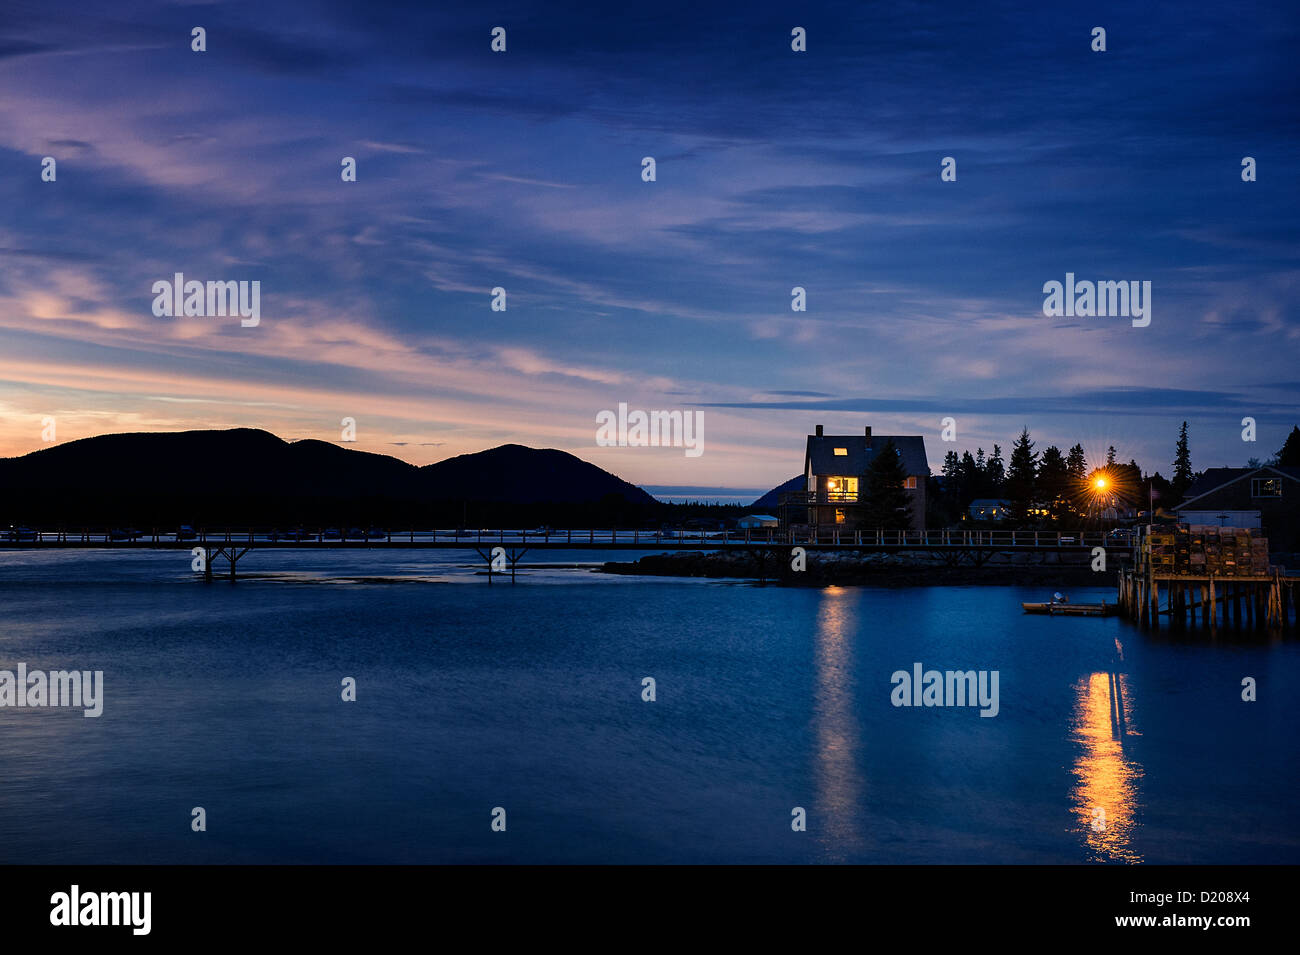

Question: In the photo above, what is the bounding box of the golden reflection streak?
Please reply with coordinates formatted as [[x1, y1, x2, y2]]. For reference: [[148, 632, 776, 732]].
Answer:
[[1070, 670, 1143, 863], [813, 585, 864, 858]]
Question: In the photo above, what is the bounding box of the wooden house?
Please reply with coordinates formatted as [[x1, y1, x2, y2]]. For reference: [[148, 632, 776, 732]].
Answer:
[[779, 425, 929, 531]]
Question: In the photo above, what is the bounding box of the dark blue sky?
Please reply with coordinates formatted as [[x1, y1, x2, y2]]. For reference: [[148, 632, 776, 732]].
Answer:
[[2, 0, 1297, 496]]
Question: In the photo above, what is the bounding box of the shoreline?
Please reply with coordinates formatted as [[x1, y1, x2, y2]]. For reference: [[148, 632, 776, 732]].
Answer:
[[600, 550, 1114, 588]]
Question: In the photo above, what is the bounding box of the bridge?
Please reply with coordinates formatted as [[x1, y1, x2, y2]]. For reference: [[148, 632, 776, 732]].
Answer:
[[1, 527, 1129, 581]]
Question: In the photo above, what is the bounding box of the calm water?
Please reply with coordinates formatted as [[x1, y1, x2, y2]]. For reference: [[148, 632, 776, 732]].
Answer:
[[0, 548, 1296, 864]]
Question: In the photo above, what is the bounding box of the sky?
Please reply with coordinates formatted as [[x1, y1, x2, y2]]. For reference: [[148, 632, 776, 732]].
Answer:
[[2, 0, 1298, 500]]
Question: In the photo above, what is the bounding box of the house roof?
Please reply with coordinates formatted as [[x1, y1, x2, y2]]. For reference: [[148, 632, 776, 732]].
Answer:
[[805, 434, 929, 477], [740, 513, 778, 521], [1176, 465, 1300, 509], [969, 498, 1010, 508]]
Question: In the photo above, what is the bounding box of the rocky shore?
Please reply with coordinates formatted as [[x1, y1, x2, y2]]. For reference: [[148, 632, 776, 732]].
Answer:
[[600, 548, 1110, 587]]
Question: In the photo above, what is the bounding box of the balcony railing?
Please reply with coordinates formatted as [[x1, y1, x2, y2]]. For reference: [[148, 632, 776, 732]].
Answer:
[[779, 490, 861, 505]]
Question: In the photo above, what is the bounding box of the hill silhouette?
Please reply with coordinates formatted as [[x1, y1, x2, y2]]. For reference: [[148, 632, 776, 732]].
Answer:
[[751, 475, 803, 510], [0, 429, 658, 528]]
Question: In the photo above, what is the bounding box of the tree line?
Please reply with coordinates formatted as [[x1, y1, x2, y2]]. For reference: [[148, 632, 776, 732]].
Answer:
[[924, 423, 1300, 528]]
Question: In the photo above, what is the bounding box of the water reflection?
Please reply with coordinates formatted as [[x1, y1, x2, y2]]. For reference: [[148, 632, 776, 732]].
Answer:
[[1069, 666, 1144, 863], [813, 586, 864, 859]]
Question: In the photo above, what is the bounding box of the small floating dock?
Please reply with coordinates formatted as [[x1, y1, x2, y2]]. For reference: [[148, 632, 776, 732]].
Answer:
[[1022, 601, 1116, 617]]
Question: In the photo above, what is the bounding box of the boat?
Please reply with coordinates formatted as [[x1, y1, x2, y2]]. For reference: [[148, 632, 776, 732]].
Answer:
[[1022, 600, 1116, 617]]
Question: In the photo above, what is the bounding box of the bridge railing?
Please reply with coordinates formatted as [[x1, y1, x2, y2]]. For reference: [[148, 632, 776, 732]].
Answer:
[[3, 526, 1125, 548]]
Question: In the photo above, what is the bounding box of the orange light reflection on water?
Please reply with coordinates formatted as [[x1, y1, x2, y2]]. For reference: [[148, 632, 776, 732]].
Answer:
[[1070, 670, 1144, 863], [813, 586, 864, 858]]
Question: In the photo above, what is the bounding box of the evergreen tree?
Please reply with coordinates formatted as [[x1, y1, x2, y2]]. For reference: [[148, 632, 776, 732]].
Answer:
[[1066, 444, 1087, 479], [1005, 427, 1039, 525], [1106, 445, 1117, 467], [939, 450, 962, 524], [1276, 425, 1300, 467], [987, 445, 1005, 489], [1124, 459, 1142, 498], [864, 439, 913, 529], [1038, 446, 1070, 523], [1172, 421, 1193, 501], [958, 450, 979, 506], [975, 448, 986, 472]]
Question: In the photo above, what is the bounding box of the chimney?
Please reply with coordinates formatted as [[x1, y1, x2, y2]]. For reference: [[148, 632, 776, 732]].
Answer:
[[864, 426, 872, 444], [815, 425, 823, 437]]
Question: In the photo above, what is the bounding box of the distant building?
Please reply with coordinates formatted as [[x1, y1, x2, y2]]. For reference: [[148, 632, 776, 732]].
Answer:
[[1174, 465, 1300, 551], [779, 425, 928, 532], [968, 498, 1011, 521], [737, 514, 779, 529]]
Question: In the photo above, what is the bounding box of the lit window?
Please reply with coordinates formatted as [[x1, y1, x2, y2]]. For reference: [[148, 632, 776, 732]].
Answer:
[[825, 476, 858, 501], [903, 476, 917, 489], [833, 447, 848, 456], [1251, 478, 1282, 498]]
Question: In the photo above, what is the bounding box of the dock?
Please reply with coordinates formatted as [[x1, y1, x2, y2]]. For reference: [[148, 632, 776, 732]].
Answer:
[[1022, 601, 1117, 617], [0, 526, 1123, 582], [1116, 524, 1295, 630]]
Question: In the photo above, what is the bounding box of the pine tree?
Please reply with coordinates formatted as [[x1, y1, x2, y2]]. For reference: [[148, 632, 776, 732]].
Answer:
[[975, 448, 986, 471], [939, 450, 961, 523], [1005, 428, 1039, 525], [864, 439, 913, 529], [942, 450, 960, 480], [1171, 421, 1193, 501], [959, 450, 978, 506], [1106, 445, 1117, 467], [1038, 446, 1069, 523], [1125, 459, 1142, 497], [1066, 444, 1087, 479], [987, 445, 1005, 489], [1276, 425, 1300, 467]]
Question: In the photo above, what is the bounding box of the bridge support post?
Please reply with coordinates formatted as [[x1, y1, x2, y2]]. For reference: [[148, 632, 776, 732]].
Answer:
[[508, 548, 528, 584], [473, 548, 494, 585]]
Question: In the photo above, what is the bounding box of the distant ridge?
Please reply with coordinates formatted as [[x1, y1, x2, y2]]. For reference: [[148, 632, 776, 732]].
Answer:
[[0, 429, 657, 526], [751, 475, 804, 510], [422, 444, 653, 504]]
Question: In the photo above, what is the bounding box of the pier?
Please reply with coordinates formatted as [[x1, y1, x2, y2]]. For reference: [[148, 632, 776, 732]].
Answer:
[[1116, 525, 1295, 630], [0, 526, 1122, 551], [1, 526, 1125, 581]]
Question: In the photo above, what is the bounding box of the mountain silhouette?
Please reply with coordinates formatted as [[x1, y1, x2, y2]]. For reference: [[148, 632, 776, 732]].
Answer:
[[751, 474, 804, 510], [0, 429, 657, 527]]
